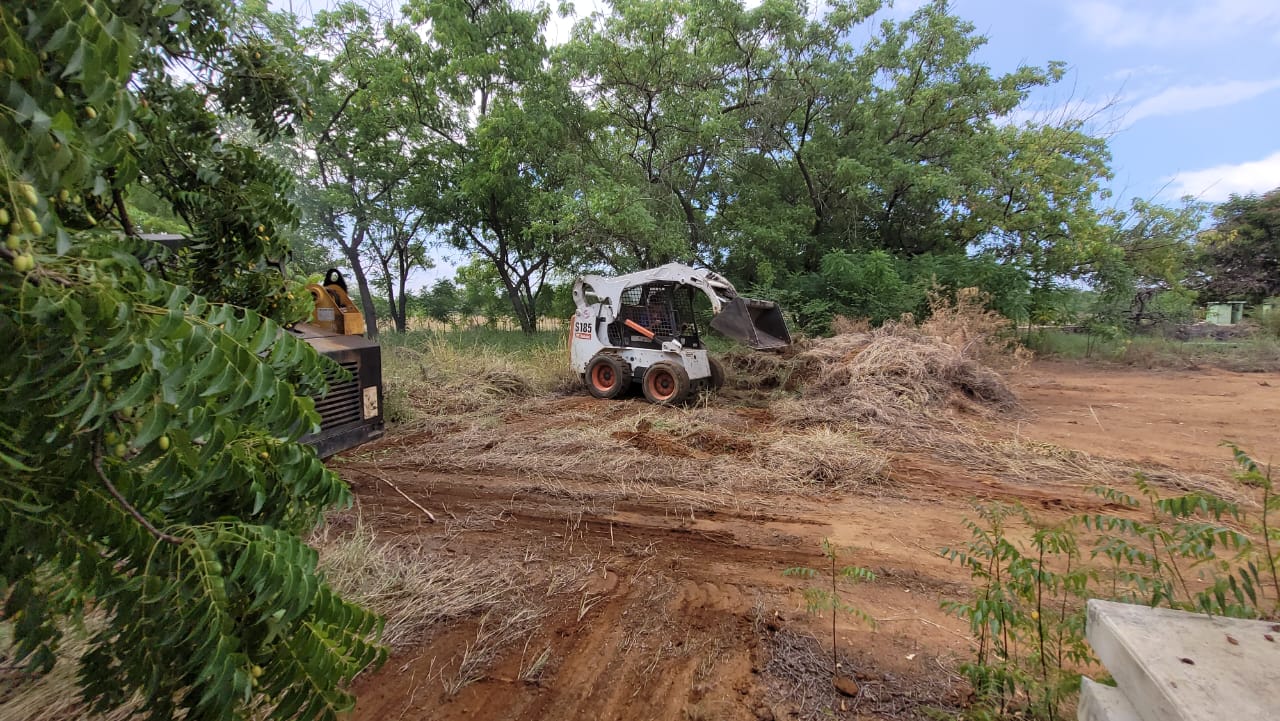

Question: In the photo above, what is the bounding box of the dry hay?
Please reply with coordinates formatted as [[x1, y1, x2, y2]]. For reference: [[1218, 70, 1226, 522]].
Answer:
[[374, 294, 1237, 505], [759, 428, 888, 492], [918, 286, 1032, 371], [717, 312, 1235, 498], [313, 518, 512, 651], [778, 324, 1018, 430], [387, 400, 891, 500], [719, 345, 810, 392], [381, 338, 578, 425], [0, 622, 139, 721]]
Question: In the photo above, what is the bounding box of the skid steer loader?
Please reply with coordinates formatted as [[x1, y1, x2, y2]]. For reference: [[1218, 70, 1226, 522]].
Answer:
[[569, 263, 791, 405]]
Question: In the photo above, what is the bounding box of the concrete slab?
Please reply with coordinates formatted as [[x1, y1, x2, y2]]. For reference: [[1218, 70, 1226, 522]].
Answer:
[[1078, 677, 1142, 721], [1085, 599, 1280, 721]]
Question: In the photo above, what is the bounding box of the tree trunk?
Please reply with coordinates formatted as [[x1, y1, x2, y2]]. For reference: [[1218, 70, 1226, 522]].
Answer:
[[395, 258, 409, 334], [377, 255, 407, 334], [343, 246, 379, 340], [499, 276, 537, 334]]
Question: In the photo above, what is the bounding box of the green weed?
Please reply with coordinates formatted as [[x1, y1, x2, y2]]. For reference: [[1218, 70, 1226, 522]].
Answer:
[[942, 446, 1278, 720], [1028, 329, 1280, 371], [942, 505, 1089, 721]]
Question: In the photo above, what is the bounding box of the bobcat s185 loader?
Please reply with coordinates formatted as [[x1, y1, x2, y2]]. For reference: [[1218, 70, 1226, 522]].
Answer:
[[570, 263, 791, 405]]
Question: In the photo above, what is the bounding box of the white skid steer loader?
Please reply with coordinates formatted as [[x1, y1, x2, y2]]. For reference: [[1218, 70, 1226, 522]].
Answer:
[[569, 263, 792, 405]]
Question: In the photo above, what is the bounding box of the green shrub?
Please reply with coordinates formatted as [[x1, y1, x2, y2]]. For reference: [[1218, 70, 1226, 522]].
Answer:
[[942, 447, 1278, 720]]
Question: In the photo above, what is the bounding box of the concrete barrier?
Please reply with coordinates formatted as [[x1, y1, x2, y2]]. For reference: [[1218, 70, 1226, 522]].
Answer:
[[1080, 599, 1278, 721]]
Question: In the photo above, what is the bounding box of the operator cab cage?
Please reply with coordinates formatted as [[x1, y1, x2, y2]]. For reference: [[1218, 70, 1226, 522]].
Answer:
[[605, 282, 706, 350]]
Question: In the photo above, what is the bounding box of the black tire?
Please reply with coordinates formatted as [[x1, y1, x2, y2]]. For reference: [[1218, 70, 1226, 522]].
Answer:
[[641, 361, 690, 405], [586, 353, 631, 399], [708, 356, 726, 391]]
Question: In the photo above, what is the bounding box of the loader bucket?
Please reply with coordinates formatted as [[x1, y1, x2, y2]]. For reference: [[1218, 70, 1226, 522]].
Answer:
[[710, 297, 792, 350]]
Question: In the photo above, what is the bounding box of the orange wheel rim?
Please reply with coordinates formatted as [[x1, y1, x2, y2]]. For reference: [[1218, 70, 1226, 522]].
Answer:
[[648, 370, 676, 400], [592, 364, 616, 390]]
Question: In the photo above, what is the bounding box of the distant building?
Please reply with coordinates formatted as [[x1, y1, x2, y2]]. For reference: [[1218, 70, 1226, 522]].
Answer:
[[1205, 301, 1246, 325]]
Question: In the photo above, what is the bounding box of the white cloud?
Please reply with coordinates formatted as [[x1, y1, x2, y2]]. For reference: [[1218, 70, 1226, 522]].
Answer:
[[1070, 0, 1280, 48], [1163, 150, 1280, 202], [1004, 77, 1280, 134], [1125, 78, 1280, 123]]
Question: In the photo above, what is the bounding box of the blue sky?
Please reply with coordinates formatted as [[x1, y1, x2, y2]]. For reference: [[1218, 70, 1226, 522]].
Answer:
[[937, 0, 1280, 204]]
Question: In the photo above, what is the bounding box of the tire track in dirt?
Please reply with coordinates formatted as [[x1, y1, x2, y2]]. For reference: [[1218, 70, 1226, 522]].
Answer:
[[337, 464, 984, 721], [334, 361, 1265, 720]]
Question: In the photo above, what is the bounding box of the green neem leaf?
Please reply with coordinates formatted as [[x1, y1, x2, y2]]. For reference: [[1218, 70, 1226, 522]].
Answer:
[[132, 402, 172, 447]]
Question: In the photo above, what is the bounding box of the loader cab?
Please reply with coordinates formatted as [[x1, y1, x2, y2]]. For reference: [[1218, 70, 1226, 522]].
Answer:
[[608, 282, 705, 350]]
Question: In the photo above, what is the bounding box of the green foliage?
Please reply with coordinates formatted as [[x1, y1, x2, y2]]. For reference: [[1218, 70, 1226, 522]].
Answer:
[[1258, 301, 1280, 339], [1222, 445, 1279, 611], [380, 325, 566, 357], [557, 0, 1111, 295], [1027, 329, 1280, 371], [288, 3, 441, 335], [782, 538, 876, 676], [1196, 188, 1280, 303], [942, 505, 1089, 721], [2, 1, 385, 718], [453, 257, 518, 323], [397, 0, 576, 334], [943, 447, 1279, 720], [417, 278, 462, 324], [1080, 478, 1258, 617], [754, 249, 1029, 333]]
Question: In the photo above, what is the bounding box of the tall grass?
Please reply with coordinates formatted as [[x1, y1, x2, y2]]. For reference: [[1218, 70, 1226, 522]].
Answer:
[[378, 326, 567, 357], [378, 327, 579, 426], [0, 623, 138, 721], [313, 519, 512, 651]]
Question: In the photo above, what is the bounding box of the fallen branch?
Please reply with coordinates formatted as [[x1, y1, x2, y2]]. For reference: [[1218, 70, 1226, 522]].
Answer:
[[348, 467, 437, 523]]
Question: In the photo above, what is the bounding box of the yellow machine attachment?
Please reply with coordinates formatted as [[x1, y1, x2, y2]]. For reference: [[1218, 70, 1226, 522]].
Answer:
[[306, 269, 366, 336]]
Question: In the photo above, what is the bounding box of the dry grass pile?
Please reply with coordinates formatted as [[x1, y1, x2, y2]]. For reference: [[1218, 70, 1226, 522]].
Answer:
[[313, 518, 512, 651], [759, 428, 888, 491], [918, 286, 1031, 371], [779, 323, 1018, 429], [720, 288, 1023, 426], [719, 345, 811, 393], [384, 400, 890, 498]]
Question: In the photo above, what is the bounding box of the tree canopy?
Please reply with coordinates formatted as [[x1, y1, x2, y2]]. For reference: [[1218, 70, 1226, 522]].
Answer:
[[1196, 189, 1280, 304], [282, 0, 1156, 333]]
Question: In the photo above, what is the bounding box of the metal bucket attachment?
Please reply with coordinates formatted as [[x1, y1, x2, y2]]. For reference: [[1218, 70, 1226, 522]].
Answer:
[[710, 297, 792, 350]]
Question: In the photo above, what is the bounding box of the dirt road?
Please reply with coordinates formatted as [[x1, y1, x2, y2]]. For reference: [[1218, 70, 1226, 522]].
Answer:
[[1016, 361, 1280, 474], [335, 361, 1279, 721]]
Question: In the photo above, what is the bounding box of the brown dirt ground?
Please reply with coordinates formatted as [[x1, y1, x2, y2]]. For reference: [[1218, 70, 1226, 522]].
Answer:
[[1014, 361, 1280, 475], [332, 360, 1280, 721]]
